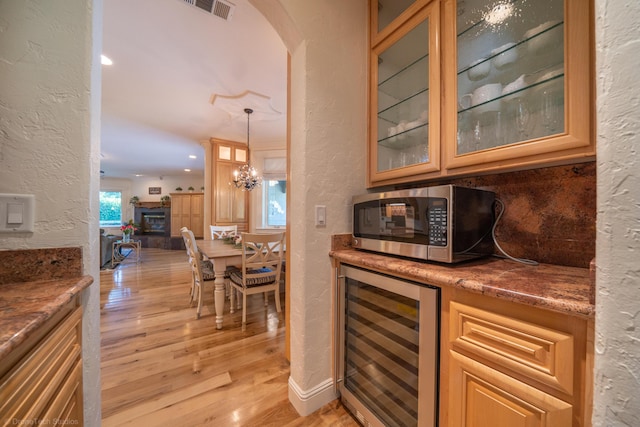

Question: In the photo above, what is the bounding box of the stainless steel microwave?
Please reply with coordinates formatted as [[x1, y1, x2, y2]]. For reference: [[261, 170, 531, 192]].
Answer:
[[352, 185, 495, 263]]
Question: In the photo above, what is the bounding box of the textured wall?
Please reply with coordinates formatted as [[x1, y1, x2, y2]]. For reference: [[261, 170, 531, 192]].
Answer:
[[272, 0, 368, 415], [594, 1, 640, 425], [0, 1, 103, 425]]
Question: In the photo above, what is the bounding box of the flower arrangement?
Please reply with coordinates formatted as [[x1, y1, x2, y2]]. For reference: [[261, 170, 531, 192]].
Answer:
[[221, 232, 242, 247], [121, 219, 137, 235], [232, 234, 242, 246]]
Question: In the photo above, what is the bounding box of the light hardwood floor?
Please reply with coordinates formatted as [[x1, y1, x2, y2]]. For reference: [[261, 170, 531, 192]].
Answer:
[[100, 247, 358, 426]]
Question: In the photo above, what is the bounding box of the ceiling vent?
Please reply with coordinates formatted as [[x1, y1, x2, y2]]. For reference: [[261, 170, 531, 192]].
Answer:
[[182, 0, 235, 21]]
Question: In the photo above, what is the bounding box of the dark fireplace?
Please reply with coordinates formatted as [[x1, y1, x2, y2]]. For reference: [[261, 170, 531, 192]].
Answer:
[[134, 207, 171, 237]]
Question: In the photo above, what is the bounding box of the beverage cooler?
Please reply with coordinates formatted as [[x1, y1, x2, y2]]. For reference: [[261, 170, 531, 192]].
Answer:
[[335, 265, 440, 427]]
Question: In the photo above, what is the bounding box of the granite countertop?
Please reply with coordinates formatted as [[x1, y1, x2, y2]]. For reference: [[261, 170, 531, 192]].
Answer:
[[330, 248, 594, 318], [0, 275, 93, 360]]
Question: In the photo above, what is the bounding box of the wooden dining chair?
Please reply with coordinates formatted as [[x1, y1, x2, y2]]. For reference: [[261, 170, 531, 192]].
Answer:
[[228, 232, 285, 330], [180, 226, 200, 304], [181, 227, 215, 319], [210, 224, 238, 240]]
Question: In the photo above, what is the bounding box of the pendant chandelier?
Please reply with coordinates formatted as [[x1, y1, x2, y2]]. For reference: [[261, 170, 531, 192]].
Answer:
[[232, 108, 262, 191]]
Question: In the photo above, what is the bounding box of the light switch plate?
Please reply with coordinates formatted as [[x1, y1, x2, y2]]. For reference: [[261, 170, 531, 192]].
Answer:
[[315, 205, 326, 227], [0, 193, 35, 233]]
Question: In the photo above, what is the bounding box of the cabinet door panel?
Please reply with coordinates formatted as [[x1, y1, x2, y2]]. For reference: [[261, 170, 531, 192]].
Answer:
[[215, 163, 234, 223], [443, 0, 593, 173], [232, 190, 247, 224], [450, 351, 572, 427], [190, 194, 204, 238], [369, 0, 441, 187], [170, 194, 192, 237]]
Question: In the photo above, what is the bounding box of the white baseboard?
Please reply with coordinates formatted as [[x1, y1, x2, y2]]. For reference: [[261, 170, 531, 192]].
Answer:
[[288, 376, 338, 416]]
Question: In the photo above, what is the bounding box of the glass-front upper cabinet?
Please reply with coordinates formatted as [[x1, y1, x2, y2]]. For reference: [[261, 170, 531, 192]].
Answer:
[[369, 0, 441, 186], [443, 0, 593, 172]]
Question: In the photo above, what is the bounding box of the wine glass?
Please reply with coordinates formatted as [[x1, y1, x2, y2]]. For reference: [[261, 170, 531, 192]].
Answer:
[[515, 98, 530, 140], [541, 90, 560, 134], [473, 120, 482, 151]]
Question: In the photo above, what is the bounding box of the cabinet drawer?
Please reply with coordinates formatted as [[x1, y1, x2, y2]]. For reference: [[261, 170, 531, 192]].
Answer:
[[450, 301, 573, 394], [0, 306, 82, 425]]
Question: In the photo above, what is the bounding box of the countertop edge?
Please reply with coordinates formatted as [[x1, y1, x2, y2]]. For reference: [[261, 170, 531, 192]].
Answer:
[[330, 249, 594, 318], [0, 275, 94, 361]]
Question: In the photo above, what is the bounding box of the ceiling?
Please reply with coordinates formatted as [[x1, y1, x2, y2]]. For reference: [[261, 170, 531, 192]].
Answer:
[[100, 0, 288, 179]]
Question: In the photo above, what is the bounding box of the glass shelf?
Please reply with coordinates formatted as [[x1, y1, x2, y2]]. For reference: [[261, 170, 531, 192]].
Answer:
[[457, 71, 564, 115], [378, 87, 428, 125], [379, 122, 429, 149], [458, 21, 563, 77], [457, 75, 565, 155], [379, 53, 429, 95]]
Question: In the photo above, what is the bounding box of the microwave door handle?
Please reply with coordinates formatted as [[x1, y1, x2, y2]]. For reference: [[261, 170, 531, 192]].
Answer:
[[334, 272, 345, 395]]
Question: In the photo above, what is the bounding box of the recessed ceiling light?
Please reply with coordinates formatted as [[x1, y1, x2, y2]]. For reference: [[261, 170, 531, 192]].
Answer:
[[189, 155, 197, 159], [184, 169, 191, 172], [135, 174, 143, 177], [101, 55, 113, 66]]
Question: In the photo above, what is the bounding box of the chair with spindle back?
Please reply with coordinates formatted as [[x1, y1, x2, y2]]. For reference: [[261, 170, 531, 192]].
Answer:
[[228, 232, 285, 330]]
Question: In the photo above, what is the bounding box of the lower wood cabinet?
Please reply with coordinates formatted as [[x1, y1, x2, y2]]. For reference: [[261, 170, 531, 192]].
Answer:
[[449, 351, 572, 427], [0, 296, 83, 426], [170, 192, 204, 238], [441, 287, 593, 427]]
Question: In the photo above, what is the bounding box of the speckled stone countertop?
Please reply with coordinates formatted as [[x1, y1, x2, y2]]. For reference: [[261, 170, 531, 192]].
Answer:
[[0, 276, 93, 360], [0, 247, 93, 361], [330, 247, 595, 318]]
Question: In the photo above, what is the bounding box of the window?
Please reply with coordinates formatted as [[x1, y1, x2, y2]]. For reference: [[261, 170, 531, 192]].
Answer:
[[263, 180, 286, 227], [100, 191, 122, 227]]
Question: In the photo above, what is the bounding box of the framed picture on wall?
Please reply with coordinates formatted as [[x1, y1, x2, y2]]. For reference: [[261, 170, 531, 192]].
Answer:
[[149, 187, 162, 195]]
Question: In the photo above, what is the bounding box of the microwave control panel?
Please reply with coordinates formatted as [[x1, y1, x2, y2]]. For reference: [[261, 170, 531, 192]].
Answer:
[[427, 198, 447, 246]]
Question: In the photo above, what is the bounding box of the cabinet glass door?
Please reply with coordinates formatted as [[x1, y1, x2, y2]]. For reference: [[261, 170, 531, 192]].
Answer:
[[371, 1, 440, 185], [455, 0, 565, 154]]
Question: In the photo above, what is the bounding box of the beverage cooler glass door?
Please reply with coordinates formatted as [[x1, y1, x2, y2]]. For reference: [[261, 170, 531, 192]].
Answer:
[[456, 0, 565, 154], [338, 265, 439, 427]]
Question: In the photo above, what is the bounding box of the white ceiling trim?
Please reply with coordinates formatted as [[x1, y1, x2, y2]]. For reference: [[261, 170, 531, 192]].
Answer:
[[210, 90, 282, 121]]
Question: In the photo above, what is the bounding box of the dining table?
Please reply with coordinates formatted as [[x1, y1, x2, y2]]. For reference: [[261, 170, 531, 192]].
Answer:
[[196, 236, 286, 329], [195, 239, 243, 329]]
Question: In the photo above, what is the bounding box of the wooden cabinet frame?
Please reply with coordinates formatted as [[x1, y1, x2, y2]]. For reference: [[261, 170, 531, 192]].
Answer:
[[368, 0, 441, 187], [368, 0, 595, 188], [209, 138, 249, 232]]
